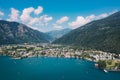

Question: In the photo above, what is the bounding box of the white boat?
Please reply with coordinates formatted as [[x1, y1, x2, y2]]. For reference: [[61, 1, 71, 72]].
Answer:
[[104, 69, 108, 73]]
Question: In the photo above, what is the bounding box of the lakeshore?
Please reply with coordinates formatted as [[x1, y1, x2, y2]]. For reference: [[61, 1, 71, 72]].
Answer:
[[0, 44, 120, 71]]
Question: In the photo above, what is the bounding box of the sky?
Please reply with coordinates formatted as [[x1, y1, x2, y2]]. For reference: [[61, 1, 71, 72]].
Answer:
[[0, 0, 120, 32]]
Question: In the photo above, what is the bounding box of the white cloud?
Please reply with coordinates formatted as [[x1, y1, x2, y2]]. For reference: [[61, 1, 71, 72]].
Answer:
[[34, 6, 43, 15], [28, 18, 40, 25], [20, 6, 52, 27], [69, 15, 96, 29], [109, 9, 118, 15], [53, 16, 68, 30], [40, 15, 53, 23], [20, 6, 43, 23], [95, 13, 108, 20], [0, 11, 4, 16], [56, 16, 69, 24], [7, 8, 19, 21], [69, 13, 110, 29], [2, 7, 117, 32], [20, 7, 34, 23], [43, 15, 53, 22], [53, 24, 63, 29], [69, 10, 119, 29], [0, 6, 53, 32], [28, 15, 53, 27]]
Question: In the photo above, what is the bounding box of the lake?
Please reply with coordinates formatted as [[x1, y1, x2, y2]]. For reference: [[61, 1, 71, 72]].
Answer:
[[0, 56, 120, 80]]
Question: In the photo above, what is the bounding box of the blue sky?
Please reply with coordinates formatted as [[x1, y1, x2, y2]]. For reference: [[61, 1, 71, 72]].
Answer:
[[0, 0, 120, 32]]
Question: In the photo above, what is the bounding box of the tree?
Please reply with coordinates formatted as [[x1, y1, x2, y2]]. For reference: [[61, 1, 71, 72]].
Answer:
[[98, 60, 106, 69]]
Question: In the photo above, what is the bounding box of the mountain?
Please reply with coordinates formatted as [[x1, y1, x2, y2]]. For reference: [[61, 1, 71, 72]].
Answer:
[[53, 11, 120, 54], [46, 28, 72, 41], [0, 20, 51, 45]]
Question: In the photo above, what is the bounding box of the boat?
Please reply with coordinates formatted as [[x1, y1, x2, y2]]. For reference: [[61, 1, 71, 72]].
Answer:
[[104, 69, 108, 73]]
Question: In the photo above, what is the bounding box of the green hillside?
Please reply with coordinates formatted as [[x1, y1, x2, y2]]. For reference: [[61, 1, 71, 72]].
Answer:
[[53, 11, 120, 54]]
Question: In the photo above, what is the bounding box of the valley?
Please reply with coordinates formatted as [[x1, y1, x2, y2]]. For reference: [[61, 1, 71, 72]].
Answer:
[[0, 0, 120, 80]]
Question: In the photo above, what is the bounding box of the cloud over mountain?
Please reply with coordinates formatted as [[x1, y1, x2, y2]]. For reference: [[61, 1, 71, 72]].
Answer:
[[5, 6, 53, 31], [69, 10, 118, 29], [7, 8, 20, 21], [0, 11, 4, 16], [0, 6, 118, 32], [56, 16, 69, 24]]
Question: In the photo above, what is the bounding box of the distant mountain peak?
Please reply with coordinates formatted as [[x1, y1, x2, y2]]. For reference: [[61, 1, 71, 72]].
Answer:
[[46, 28, 72, 41]]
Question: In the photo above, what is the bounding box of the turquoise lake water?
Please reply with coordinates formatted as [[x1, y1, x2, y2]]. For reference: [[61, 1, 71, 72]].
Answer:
[[0, 56, 120, 80]]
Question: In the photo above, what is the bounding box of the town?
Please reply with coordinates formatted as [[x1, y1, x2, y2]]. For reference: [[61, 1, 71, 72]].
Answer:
[[0, 43, 120, 71]]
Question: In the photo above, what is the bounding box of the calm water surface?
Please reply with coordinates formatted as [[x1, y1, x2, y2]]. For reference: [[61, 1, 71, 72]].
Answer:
[[0, 56, 120, 80]]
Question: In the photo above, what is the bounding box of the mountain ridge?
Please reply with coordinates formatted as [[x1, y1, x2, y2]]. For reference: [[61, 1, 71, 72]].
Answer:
[[46, 28, 72, 41], [0, 20, 51, 45], [53, 11, 120, 54]]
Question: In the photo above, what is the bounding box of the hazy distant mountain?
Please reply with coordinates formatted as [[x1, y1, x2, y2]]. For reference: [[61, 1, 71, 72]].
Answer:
[[0, 20, 51, 45], [46, 28, 72, 41], [53, 11, 120, 54]]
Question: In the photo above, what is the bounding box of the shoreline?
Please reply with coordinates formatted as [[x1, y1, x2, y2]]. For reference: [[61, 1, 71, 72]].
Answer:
[[1, 55, 120, 72]]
